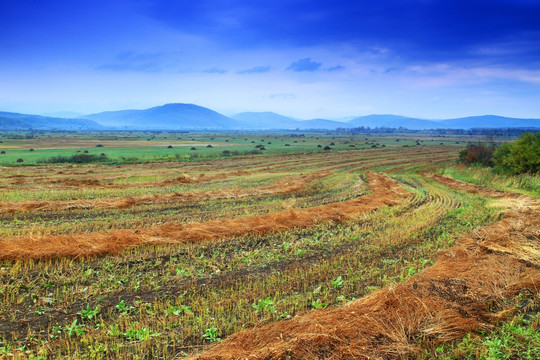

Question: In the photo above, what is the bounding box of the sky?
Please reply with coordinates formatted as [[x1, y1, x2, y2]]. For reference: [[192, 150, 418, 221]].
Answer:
[[1, 0, 540, 119]]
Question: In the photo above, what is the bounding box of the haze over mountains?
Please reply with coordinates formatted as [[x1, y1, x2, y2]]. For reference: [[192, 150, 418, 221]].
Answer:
[[1, 103, 539, 131], [0, 111, 102, 130]]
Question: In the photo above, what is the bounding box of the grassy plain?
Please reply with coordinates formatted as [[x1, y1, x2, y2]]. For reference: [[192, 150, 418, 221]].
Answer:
[[0, 132, 538, 359]]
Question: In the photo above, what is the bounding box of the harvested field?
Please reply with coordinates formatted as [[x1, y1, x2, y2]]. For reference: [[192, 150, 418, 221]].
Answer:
[[192, 185, 540, 359], [0, 172, 410, 259], [0, 171, 329, 213], [1, 137, 537, 360]]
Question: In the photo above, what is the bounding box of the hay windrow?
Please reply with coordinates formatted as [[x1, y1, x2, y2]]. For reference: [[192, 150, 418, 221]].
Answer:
[[190, 182, 540, 360], [0, 171, 329, 214], [0, 173, 410, 260]]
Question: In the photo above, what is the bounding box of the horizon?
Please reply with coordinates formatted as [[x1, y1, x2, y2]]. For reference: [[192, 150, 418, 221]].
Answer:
[[1, 1, 540, 119], [3, 102, 540, 123]]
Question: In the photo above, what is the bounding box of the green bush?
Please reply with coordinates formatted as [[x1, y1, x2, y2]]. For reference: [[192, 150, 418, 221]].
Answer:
[[493, 132, 540, 174]]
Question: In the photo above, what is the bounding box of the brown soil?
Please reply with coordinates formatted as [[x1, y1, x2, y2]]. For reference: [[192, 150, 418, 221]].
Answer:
[[0, 172, 411, 260], [189, 179, 540, 360]]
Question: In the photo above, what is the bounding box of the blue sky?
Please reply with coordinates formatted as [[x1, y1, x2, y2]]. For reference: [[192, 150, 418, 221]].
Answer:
[[1, 0, 540, 119]]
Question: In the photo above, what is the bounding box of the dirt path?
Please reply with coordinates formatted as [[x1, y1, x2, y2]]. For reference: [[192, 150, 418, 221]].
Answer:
[[190, 177, 540, 360], [0, 173, 411, 260]]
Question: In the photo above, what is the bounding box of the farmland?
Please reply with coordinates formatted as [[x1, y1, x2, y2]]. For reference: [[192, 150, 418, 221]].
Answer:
[[0, 132, 538, 359]]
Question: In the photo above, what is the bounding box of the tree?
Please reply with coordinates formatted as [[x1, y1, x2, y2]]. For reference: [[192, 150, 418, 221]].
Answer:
[[493, 132, 540, 174]]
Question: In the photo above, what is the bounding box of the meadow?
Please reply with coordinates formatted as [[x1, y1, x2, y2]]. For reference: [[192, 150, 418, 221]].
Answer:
[[0, 132, 538, 359]]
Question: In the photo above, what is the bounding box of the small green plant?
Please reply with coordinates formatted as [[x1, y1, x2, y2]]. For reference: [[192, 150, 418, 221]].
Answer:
[[115, 300, 134, 313], [252, 297, 275, 313], [202, 327, 221, 342], [49, 325, 63, 339], [124, 327, 159, 341], [0, 345, 13, 356], [166, 305, 193, 316], [331, 276, 344, 289], [78, 304, 100, 321], [64, 319, 86, 337], [311, 298, 327, 309]]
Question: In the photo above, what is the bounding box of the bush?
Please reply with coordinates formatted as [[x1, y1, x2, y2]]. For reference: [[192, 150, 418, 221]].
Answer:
[[493, 132, 540, 174], [458, 143, 496, 166]]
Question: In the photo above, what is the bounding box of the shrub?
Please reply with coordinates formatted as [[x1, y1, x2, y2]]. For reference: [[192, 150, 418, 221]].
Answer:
[[96, 144, 104, 147], [167, 145, 173, 149], [493, 132, 540, 174], [0, 151, 5, 154], [324, 146, 331, 151], [191, 147, 197, 150], [458, 143, 496, 166], [29, 148, 34, 152], [16, 158, 23, 163], [206, 145, 213, 148]]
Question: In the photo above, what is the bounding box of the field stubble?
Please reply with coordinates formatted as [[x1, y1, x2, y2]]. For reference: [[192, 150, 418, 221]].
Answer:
[[1, 144, 535, 359]]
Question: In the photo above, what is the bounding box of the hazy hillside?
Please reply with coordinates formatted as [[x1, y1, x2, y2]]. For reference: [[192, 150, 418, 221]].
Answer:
[[232, 112, 300, 129], [84, 103, 242, 129], [232, 112, 346, 129], [0, 111, 102, 130], [347, 115, 444, 130], [2, 104, 539, 131], [298, 118, 347, 129], [439, 115, 540, 129]]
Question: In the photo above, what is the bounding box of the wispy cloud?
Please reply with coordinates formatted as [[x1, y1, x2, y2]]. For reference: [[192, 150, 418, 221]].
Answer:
[[327, 65, 345, 72], [237, 65, 271, 74], [287, 58, 321, 72], [203, 67, 227, 74]]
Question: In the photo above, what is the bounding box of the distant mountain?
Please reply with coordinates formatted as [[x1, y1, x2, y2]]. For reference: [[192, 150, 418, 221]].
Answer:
[[347, 115, 444, 130], [0, 111, 102, 130], [298, 118, 347, 129], [84, 103, 242, 129], [232, 112, 299, 129], [42, 111, 86, 118], [232, 112, 346, 130], [438, 115, 540, 129], [346, 114, 540, 130], [1, 104, 539, 131]]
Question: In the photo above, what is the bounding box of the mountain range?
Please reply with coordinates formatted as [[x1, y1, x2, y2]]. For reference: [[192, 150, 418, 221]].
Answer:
[[0, 111, 102, 130], [0, 103, 539, 131]]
